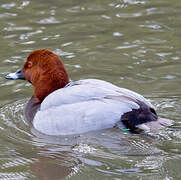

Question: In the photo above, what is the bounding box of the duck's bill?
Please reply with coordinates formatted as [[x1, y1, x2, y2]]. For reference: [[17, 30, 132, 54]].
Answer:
[[6, 69, 25, 80]]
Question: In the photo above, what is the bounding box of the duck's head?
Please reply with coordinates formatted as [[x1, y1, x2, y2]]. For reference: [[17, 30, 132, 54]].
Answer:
[[6, 49, 69, 102]]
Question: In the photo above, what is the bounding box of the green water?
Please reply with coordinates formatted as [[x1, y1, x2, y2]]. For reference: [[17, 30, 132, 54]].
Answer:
[[0, 0, 181, 179]]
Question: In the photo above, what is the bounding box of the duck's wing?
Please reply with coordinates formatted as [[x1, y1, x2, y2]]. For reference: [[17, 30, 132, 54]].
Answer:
[[75, 79, 154, 108]]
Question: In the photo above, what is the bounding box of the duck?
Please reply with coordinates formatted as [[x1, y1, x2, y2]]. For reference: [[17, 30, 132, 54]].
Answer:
[[6, 49, 173, 135]]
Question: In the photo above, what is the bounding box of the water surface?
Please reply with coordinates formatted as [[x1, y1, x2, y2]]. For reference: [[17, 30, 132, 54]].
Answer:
[[0, 0, 181, 179]]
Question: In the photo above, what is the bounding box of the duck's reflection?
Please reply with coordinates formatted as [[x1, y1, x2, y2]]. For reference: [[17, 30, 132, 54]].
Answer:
[[30, 128, 81, 179], [31, 156, 74, 180]]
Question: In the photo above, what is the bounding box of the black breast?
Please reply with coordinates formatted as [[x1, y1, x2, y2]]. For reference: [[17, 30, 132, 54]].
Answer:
[[25, 96, 40, 123]]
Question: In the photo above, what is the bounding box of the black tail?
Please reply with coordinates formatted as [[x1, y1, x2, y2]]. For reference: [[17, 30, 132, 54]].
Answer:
[[121, 101, 173, 133]]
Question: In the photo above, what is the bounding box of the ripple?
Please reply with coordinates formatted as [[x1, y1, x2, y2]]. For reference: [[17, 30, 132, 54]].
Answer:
[[101, 15, 111, 19], [96, 167, 142, 176], [38, 17, 60, 24], [171, 56, 180, 61], [21, 41, 35, 45], [113, 32, 123, 37], [122, 0, 146, 5], [1, 3, 16, 9], [67, 6, 82, 13], [0, 99, 31, 139], [4, 27, 32, 32], [61, 42, 73, 47], [0, 13, 17, 18], [162, 75, 176, 80], [72, 143, 96, 154], [1, 157, 34, 169], [4, 34, 17, 39], [17, 1, 30, 9], [154, 97, 181, 121], [115, 44, 138, 50], [0, 100, 36, 179], [140, 24, 163, 30], [19, 30, 42, 40], [135, 155, 164, 170], [146, 8, 158, 15], [156, 52, 172, 57], [116, 12, 143, 18], [54, 49, 75, 59], [0, 172, 30, 180]]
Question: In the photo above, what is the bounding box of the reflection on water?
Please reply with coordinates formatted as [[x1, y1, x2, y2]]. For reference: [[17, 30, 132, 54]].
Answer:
[[0, 0, 181, 179]]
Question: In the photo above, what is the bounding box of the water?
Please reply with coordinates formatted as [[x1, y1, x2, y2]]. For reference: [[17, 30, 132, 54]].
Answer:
[[0, 0, 181, 179]]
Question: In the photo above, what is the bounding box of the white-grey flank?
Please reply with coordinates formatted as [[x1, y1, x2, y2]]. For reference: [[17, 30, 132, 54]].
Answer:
[[33, 79, 154, 135]]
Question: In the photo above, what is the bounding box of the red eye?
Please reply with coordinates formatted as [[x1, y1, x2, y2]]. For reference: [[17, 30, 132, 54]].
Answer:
[[27, 61, 33, 68]]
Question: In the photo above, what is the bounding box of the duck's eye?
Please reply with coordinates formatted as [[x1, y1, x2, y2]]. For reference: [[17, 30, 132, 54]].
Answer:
[[25, 61, 33, 68]]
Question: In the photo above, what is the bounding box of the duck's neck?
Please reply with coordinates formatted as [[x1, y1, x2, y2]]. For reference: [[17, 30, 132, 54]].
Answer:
[[33, 69, 69, 103]]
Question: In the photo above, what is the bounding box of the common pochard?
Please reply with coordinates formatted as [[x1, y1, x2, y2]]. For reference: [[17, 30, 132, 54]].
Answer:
[[6, 49, 173, 135]]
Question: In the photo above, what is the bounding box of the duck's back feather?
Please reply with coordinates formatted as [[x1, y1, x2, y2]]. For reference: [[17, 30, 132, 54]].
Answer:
[[40, 79, 153, 110]]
